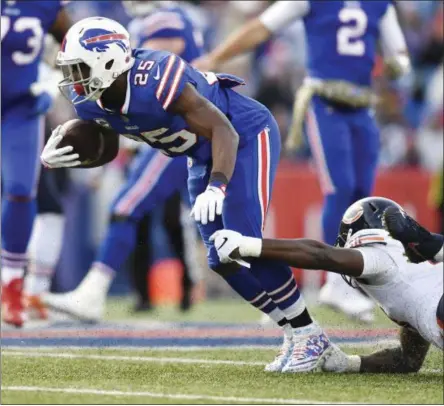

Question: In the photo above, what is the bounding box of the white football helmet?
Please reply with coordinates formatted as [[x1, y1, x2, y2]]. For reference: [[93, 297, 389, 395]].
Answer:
[[123, 1, 176, 17], [57, 17, 135, 105]]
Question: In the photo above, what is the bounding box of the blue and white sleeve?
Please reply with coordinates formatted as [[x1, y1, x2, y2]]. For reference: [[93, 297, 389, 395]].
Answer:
[[154, 54, 189, 111]]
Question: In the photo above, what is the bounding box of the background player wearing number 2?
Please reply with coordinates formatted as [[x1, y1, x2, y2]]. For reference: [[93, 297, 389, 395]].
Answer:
[[1, 0, 71, 327], [42, 0, 204, 320], [194, 0, 411, 322], [41, 16, 332, 373]]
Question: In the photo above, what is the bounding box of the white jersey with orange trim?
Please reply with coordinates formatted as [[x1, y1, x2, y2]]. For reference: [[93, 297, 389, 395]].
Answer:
[[352, 230, 443, 349]]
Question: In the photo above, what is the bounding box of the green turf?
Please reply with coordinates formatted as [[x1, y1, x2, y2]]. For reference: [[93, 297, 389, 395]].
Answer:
[[2, 347, 442, 404], [104, 297, 393, 328]]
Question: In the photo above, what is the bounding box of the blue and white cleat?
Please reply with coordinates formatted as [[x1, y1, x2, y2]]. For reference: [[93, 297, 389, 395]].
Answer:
[[282, 323, 332, 373], [264, 335, 295, 372]]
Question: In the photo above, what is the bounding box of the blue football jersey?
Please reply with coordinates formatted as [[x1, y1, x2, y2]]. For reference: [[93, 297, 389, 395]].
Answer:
[[1, 0, 65, 110], [304, 0, 392, 86], [127, 6, 204, 63], [75, 49, 271, 162]]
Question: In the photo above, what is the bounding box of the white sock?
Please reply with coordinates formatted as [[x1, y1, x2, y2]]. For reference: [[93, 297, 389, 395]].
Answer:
[[76, 263, 115, 298], [2, 266, 25, 284], [266, 307, 287, 325], [25, 214, 66, 295], [283, 324, 293, 340], [28, 213, 65, 272], [434, 245, 444, 263], [24, 273, 52, 296], [279, 297, 307, 321]]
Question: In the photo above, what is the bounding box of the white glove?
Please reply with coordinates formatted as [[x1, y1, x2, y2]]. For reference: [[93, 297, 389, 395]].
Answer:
[[40, 124, 81, 168], [322, 344, 361, 373], [209, 229, 263, 269], [210, 230, 244, 264], [190, 185, 225, 225], [31, 62, 64, 100]]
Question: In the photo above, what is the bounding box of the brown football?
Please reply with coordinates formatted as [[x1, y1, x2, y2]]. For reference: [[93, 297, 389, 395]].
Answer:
[[58, 119, 119, 167]]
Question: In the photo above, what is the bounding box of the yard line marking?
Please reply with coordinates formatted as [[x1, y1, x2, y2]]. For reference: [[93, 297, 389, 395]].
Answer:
[[2, 351, 442, 374], [1, 351, 266, 366], [1, 386, 350, 405]]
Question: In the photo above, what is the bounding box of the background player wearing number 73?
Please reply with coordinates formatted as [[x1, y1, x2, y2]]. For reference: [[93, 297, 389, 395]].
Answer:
[[1, 0, 71, 328]]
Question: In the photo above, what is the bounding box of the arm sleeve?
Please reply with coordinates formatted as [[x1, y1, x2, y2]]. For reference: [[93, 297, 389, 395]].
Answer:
[[154, 54, 189, 111], [138, 11, 186, 46], [356, 247, 397, 279], [259, 0, 310, 33], [378, 4, 408, 59]]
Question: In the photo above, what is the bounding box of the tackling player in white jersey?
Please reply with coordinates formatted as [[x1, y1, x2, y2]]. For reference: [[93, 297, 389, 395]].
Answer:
[[211, 197, 443, 373]]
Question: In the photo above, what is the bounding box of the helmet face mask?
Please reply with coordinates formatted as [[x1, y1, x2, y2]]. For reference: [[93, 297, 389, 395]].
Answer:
[[58, 61, 104, 104], [336, 197, 403, 248], [57, 17, 135, 105]]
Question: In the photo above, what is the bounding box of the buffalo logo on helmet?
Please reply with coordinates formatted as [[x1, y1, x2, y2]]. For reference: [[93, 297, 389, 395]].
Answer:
[[79, 28, 129, 53], [342, 202, 364, 225]]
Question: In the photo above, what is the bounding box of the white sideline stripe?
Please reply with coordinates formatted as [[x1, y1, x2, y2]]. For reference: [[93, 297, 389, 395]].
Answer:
[[0, 340, 400, 352], [1, 386, 348, 405], [2, 351, 442, 374], [2, 351, 266, 366]]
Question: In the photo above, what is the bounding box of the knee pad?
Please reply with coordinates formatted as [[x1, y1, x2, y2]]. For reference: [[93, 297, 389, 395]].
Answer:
[[212, 262, 241, 278]]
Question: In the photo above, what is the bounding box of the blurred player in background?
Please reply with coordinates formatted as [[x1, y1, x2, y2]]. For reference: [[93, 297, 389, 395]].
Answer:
[[1, 0, 71, 327], [41, 15, 335, 373], [194, 0, 411, 323], [42, 0, 205, 320], [21, 58, 69, 321]]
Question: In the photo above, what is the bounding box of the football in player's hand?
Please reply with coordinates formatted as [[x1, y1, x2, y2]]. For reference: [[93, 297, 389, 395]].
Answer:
[[58, 119, 119, 167]]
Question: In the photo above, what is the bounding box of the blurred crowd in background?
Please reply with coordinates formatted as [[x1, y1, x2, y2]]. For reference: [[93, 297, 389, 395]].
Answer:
[[41, 0, 443, 296], [50, 0, 442, 185], [62, 0, 443, 174]]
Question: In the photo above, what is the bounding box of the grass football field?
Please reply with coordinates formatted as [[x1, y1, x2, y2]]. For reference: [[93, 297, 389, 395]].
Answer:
[[2, 298, 443, 404]]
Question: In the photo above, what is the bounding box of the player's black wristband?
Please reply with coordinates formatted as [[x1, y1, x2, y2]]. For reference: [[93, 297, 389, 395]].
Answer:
[[209, 172, 228, 193], [209, 172, 228, 185]]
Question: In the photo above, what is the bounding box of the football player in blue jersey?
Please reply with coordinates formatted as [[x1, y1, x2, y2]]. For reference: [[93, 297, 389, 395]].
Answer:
[[40, 16, 332, 373], [194, 0, 411, 322], [42, 0, 205, 319], [1, 0, 71, 327]]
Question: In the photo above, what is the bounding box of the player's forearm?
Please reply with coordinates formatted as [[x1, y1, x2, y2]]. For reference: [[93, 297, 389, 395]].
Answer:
[[209, 18, 271, 67], [379, 5, 411, 79], [50, 8, 71, 43], [241, 238, 364, 277], [210, 122, 239, 183]]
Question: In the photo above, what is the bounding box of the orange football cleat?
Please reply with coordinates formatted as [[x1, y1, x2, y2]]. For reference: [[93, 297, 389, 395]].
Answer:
[[1, 278, 24, 328], [24, 294, 48, 320]]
